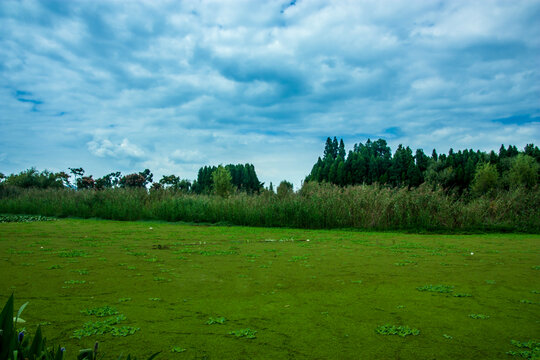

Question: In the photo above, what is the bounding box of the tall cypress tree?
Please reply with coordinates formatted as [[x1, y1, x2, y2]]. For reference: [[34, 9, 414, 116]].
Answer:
[[338, 139, 346, 159]]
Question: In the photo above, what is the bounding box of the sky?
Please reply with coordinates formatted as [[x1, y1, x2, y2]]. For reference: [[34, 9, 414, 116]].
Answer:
[[1, 0, 539, 188]]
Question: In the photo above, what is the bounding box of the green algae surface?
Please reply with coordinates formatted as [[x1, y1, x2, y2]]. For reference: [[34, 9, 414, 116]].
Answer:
[[0, 219, 538, 359]]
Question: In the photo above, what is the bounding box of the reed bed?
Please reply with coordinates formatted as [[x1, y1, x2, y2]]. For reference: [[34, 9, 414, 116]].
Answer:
[[0, 183, 538, 232]]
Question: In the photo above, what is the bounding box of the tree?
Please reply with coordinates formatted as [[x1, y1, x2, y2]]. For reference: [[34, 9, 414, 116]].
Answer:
[[431, 149, 438, 162], [471, 163, 499, 195], [95, 172, 121, 190], [159, 175, 180, 189], [276, 180, 294, 198], [77, 176, 95, 190], [68, 167, 84, 187], [524, 144, 540, 162], [212, 165, 233, 197], [119, 174, 146, 188], [5, 168, 65, 189], [338, 139, 346, 159], [56, 171, 70, 187], [323, 137, 334, 160], [506, 154, 538, 189], [178, 179, 191, 192], [139, 169, 153, 186]]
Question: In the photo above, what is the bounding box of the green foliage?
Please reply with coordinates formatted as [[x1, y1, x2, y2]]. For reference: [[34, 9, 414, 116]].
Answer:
[[212, 165, 234, 198], [468, 314, 490, 319], [276, 180, 294, 199], [170, 347, 186, 353], [119, 173, 147, 188], [81, 306, 118, 317], [0, 214, 54, 223], [64, 280, 86, 285], [375, 324, 420, 337], [229, 328, 257, 339], [416, 284, 454, 293], [206, 317, 226, 325], [95, 172, 122, 190], [507, 154, 539, 189], [0, 182, 539, 232], [471, 162, 499, 195], [72, 314, 139, 339], [193, 163, 262, 194], [306, 139, 539, 194], [158, 175, 191, 192], [4, 168, 67, 189], [76, 176, 95, 190], [0, 295, 64, 360], [57, 250, 88, 258], [507, 340, 540, 359], [453, 293, 472, 298]]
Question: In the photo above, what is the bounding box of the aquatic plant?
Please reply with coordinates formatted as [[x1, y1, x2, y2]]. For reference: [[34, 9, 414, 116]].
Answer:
[[375, 324, 420, 337]]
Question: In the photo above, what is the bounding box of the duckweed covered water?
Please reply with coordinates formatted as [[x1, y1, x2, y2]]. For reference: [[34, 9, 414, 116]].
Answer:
[[0, 219, 538, 359]]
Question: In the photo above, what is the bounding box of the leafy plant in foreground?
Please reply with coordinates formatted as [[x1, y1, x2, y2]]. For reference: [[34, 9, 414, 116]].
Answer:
[[0, 294, 65, 359]]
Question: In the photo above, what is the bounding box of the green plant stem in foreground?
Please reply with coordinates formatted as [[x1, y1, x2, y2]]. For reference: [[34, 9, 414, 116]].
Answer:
[[0, 294, 159, 359]]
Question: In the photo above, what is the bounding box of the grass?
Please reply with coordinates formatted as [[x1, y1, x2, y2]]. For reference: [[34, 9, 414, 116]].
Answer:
[[1, 183, 539, 232], [0, 218, 538, 359]]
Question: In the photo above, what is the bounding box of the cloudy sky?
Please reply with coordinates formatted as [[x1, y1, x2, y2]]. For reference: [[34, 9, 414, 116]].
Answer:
[[1, 0, 539, 188]]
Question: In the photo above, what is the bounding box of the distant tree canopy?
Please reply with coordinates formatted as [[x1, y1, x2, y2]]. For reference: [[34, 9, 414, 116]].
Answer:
[[306, 137, 540, 193], [2, 168, 67, 189], [119, 169, 153, 188], [276, 180, 294, 199], [212, 165, 234, 198], [191, 163, 263, 194], [2, 140, 538, 197]]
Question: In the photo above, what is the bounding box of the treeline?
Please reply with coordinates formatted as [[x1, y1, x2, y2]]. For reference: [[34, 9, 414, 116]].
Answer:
[[1, 138, 539, 232], [0, 163, 263, 195], [306, 137, 540, 194], [191, 164, 262, 194]]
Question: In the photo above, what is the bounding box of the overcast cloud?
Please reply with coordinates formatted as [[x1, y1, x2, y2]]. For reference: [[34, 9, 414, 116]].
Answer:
[[1, 0, 539, 187]]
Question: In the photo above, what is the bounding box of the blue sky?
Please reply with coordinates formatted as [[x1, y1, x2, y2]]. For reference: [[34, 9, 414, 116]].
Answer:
[[1, 0, 539, 188]]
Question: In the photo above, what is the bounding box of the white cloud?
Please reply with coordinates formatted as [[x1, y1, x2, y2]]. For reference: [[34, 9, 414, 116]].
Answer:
[[170, 149, 205, 163], [87, 138, 145, 159], [0, 0, 539, 188]]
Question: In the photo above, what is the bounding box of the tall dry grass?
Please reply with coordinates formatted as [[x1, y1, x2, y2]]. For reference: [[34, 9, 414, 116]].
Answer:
[[0, 183, 538, 232]]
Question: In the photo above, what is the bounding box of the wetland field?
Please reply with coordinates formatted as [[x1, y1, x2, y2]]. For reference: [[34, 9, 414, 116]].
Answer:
[[0, 218, 538, 359]]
